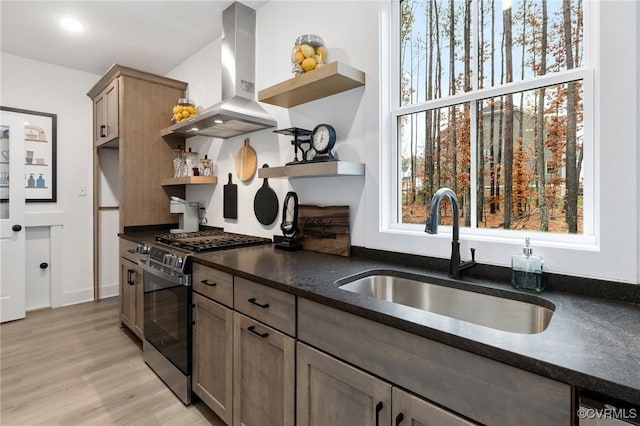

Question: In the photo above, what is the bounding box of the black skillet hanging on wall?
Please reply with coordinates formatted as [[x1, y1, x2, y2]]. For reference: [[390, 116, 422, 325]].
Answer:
[[253, 164, 279, 225]]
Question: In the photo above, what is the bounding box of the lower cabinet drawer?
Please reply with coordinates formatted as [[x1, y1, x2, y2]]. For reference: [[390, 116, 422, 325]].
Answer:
[[234, 277, 295, 336], [119, 239, 141, 263], [298, 298, 572, 426], [192, 263, 233, 308]]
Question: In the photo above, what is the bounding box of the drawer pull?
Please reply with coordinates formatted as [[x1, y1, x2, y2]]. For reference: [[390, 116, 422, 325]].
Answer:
[[247, 325, 269, 338], [201, 279, 217, 286], [375, 401, 383, 426], [248, 298, 270, 309], [395, 413, 404, 425]]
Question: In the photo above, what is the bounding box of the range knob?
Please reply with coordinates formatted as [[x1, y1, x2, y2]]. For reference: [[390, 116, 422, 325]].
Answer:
[[162, 254, 173, 266], [136, 244, 150, 255]]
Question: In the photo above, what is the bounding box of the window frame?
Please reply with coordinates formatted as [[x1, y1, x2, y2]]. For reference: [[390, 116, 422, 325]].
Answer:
[[387, 0, 596, 246]]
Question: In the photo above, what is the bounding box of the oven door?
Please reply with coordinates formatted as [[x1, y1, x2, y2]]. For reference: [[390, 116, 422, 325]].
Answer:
[[141, 262, 191, 376]]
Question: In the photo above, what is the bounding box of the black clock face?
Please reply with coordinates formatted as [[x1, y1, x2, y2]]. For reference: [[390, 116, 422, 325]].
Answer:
[[311, 124, 336, 154]]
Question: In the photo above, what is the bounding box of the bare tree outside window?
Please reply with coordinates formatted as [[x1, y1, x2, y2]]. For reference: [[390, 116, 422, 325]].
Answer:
[[398, 0, 584, 234]]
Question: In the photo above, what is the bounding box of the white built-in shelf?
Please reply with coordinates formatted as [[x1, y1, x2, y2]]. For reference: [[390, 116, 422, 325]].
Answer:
[[161, 176, 218, 186], [258, 62, 366, 108], [258, 161, 365, 179]]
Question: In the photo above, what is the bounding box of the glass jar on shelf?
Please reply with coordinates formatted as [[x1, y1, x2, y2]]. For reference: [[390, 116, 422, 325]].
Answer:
[[172, 98, 197, 123], [291, 34, 327, 75], [172, 147, 185, 178], [183, 148, 198, 177], [200, 155, 213, 177]]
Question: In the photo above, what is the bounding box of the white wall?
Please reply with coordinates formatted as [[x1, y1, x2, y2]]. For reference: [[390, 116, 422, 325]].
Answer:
[[25, 226, 50, 310], [1, 53, 99, 304], [167, 1, 639, 285], [166, 2, 374, 244]]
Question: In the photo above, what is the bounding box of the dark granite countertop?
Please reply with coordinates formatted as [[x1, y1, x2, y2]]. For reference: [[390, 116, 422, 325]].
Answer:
[[120, 229, 640, 406]]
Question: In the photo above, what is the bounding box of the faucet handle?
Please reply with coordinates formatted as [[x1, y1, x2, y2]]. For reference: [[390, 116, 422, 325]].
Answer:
[[470, 247, 476, 262]]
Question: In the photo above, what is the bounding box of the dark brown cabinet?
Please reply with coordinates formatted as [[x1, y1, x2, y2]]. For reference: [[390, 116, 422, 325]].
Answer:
[[191, 263, 296, 426], [118, 239, 143, 338], [93, 78, 119, 147], [192, 292, 233, 425], [297, 342, 391, 426], [233, 312, 295, 426], [89, 65, 188, 300]]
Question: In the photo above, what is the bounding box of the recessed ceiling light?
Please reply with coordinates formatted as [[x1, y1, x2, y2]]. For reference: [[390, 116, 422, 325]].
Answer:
[[58, 16, 87, 33]]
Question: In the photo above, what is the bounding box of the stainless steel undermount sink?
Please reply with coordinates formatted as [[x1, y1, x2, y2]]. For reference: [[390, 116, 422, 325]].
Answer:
[[337, 273, 554, 334]]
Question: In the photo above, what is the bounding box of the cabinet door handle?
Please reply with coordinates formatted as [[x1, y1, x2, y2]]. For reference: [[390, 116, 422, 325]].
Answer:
[[247, 325, 269, 338], [395, 413, 404, 426], [100, 125, 106, 138], [375, 401, 383, 426], [201, 279, 217, 286], [127, 269, 134, 285], [247, 298, 270, 309]]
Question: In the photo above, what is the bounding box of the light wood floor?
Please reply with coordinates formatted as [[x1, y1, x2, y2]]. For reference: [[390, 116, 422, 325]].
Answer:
[[0, 297, 225, 426]]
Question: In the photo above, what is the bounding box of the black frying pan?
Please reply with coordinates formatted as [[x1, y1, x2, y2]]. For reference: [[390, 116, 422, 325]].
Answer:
[[253, 164, 279, 225]]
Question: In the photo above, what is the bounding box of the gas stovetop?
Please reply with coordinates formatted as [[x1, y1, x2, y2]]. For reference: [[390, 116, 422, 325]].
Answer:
[[155, 229, 272, 253]]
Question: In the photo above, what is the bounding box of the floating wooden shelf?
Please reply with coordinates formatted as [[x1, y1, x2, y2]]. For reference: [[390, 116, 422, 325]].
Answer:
[[160, 127, 175, 138], [95, 138, 119, 149], [258, 62, 366, 108], [258, 161, 364, 179], [161, 176, 217, 186]]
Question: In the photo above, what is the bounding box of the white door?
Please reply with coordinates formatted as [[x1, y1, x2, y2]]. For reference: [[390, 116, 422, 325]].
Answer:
[[0, 112, 26, 323]]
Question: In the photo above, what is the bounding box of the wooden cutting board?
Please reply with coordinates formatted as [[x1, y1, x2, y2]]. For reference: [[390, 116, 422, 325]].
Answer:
[[253, 164, 279, 225], [235, 138, 257, 181], [296, 205, 350, 257], [223, 173, 238, 219]]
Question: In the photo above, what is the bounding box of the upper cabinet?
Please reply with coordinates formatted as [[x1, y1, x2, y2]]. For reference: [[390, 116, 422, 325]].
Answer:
[[258, 62, 365, 108], [87, 64, 189, 230], [93, 79, 119, 147]]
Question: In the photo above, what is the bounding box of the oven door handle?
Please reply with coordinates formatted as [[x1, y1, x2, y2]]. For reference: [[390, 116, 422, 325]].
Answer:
[[138, 260, 190, 286]]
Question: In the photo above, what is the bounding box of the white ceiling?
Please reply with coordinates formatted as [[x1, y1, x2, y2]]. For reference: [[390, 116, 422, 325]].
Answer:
[[0, 1, 268, 76]]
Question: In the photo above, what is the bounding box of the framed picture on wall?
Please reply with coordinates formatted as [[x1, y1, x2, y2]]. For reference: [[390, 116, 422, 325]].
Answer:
[[0, 106, 57, 202]]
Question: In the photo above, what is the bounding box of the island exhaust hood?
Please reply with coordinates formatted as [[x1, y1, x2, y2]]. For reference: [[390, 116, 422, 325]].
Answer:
[[168, 2, 276, 139]]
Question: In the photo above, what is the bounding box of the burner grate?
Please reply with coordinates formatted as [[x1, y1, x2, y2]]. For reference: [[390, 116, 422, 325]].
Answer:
[[155, 230, 271, 252]]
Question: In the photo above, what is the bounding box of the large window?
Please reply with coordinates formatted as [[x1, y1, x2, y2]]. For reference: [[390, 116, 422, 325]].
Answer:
[[395, 0, 589, 235]]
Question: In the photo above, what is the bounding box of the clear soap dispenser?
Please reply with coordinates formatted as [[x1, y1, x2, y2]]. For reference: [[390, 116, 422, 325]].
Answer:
[[511, 237, 544, 292]]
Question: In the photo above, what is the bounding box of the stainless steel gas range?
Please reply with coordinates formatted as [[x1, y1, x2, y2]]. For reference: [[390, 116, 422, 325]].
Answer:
[[138, 229, 271, 405]]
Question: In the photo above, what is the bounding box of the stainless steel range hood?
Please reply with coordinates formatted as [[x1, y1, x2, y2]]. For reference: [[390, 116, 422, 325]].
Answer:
[[168, 2, 276, 139]]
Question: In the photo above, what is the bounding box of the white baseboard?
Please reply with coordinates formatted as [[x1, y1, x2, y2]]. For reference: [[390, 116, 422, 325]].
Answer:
[[100, 282, 119, 299], [61, 288, 94, 307]]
